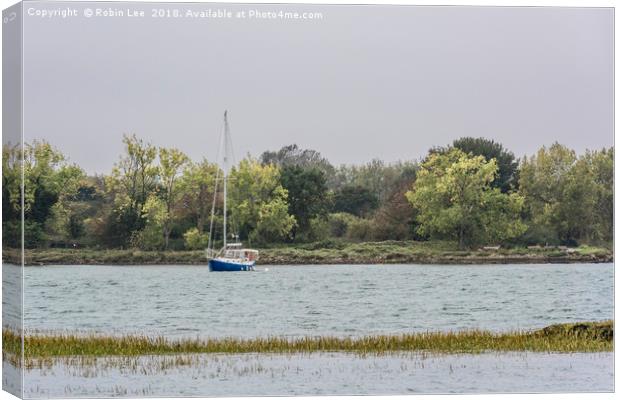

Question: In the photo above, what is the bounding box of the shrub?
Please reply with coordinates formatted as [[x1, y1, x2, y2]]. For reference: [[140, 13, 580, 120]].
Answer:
[[129, 227, 163, 251], [298, 239, 346, 250], [295, 217, 329, 242], [518, 225, 560, 246], [24, 221, 45, 248], [328, 212, 358, 238], [183, 228, 209, 250], [346, 218, 375, 241]]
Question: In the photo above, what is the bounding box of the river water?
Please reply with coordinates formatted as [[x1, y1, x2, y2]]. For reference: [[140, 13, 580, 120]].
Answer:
[[4, 263, 613, 337], [2, 262, 614, 396], [4, 352, 613, 397]]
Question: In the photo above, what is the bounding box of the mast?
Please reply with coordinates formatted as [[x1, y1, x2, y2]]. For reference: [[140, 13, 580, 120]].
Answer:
[[223, 161, 227, 249], [222, 111, 230, 249]]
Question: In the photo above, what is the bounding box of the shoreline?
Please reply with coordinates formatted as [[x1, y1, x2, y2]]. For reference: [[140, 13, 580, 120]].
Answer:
[[2, 242, 613, 266]]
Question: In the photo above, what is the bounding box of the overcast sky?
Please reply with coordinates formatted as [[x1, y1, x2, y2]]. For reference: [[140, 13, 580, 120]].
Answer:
[[21, 3, 613, 174]]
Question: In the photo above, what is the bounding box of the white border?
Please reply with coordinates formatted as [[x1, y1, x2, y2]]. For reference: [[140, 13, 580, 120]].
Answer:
[[0, 1, 616, 400]]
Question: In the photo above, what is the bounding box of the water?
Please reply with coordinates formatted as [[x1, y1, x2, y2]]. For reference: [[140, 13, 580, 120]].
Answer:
[[2, 262, 614, 396], [6, 352, 613, 397], [3, 263, 613, 337]]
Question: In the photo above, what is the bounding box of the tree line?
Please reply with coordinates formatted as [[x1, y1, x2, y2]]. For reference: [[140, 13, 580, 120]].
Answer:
[[2, 136, 613, 250]]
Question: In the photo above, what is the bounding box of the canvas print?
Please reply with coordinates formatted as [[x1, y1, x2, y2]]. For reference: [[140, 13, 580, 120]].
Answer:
[[2, 1, 614, 398]]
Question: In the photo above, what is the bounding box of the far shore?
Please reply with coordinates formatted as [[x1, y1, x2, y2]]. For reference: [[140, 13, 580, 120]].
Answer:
[[2, 241, 613, 266]]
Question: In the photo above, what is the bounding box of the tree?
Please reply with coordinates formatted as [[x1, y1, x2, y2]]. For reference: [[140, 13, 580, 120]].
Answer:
[[369, 165, 419, 241], [432, 137, 519, 193], [183, 227, 209, 250], [371, 181, 417, 241], [280, 165, 330, 240], [328, 160, 417, 203], [44, 179, 105, 247], [253, 187, 297, 243], [260, 144, 334, 174], [2, 141, 85, 247], [130, 195, 166, 250], [406, 149, 526, 249], [587, 148, 613, 242], [158, 147, 189, 249], [177, 159, 219, 234], [23, 141, 84, 222], [453, 137, 518, 192], [3, 143, 23, 248], [519, 144, 613, 244], [105, 134, 158, 247], [228, 158, 296, 243], [518, 143, 576, 244], [2, 143, 21, 223], [333, 185, 379, 217]]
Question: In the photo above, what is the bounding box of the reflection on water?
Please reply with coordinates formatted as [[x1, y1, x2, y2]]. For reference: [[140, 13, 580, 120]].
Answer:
[[8, 351, 613, 397], [6, 263, 613, 338]]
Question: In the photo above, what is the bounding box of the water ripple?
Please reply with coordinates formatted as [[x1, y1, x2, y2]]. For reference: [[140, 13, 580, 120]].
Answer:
[[2, 263, 613, 338]]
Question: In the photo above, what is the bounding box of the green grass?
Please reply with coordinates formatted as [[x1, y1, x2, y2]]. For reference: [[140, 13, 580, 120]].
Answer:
[[575, 245, 612, 257], [2, 321, 612, 363], [3, 241, 612, 266]]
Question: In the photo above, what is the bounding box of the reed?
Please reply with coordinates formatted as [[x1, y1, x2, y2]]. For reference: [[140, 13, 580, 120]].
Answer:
[[3, 321, 612, 362]]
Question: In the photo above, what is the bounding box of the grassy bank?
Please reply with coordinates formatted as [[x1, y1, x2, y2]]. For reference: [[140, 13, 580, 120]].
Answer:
[[3, 241, 613, 266], [2, 321, 613, 363]]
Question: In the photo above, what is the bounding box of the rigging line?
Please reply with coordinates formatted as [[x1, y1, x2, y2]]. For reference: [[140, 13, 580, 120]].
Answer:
[[226, 111, 238, 169], [206, 170, 220, 255], [224, 112, 240, 241], [207, 119, 225, 255]]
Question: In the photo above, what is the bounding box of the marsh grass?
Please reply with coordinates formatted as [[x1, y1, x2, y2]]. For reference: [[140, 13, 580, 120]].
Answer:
[[3, 321, 612, 365]]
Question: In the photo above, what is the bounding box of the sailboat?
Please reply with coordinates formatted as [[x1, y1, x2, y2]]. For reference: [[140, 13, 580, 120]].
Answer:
[[206, 111, 259, 272]]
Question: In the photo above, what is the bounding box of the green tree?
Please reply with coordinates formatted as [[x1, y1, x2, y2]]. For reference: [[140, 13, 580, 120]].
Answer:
[[2, 143, 21, 223], [23, 141, 84, 223], [177, 159, 219, 233], [260, 144, 334, 174], [518, 143, 575, 244], [130, 195, 166, 250], [453, 137, 518, 192], [3, 143, 23, 247], [253, 187, 297, 243], [432, 137, 519, 193], [183, 227, 209, 250], [158, 147, 189, 249], [587, 148, 613, 242], [280, 165, 330, 240], [44, 179, 104, 247], [333, 185, 379, 217], [105, 134, 158, 247], [519, 144, 613, 244], [2, 141, 84, 247], [229, 158, 296, 243], [329, 160, 417, 203], [406, 149, 526, 249]]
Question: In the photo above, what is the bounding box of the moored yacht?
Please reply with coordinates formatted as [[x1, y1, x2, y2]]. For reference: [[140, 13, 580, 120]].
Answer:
[[206, 111, 259, 272]]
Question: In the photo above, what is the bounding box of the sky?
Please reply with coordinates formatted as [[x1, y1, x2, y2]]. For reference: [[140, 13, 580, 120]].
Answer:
[[19, 2, 613, 174]]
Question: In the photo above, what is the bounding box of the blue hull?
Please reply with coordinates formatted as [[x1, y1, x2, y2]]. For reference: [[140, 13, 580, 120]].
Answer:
[[209, 259, 255, 272]]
